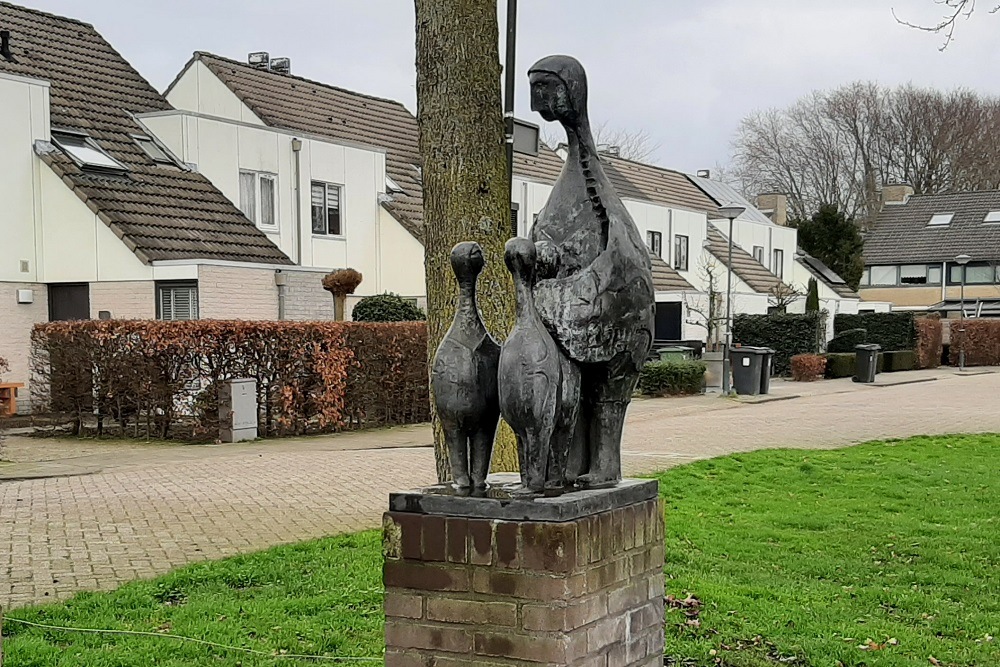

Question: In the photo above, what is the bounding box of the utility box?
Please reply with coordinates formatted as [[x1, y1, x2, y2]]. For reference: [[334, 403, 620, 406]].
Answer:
[[219, 378, 258, 442]]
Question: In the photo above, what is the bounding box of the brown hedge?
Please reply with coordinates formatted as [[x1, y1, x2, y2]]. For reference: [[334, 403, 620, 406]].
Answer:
[[790, 354, 826, 382], [949, 319, 1000, 367], [30, 320, 429, 439], [915, 316, 943, 369]]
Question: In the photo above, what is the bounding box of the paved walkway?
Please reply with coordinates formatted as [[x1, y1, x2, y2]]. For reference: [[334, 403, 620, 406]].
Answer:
[[2, 368, 998, 609]]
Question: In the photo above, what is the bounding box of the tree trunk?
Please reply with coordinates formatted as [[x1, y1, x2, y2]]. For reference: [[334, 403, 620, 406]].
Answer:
[[415, 0, 518, 482]]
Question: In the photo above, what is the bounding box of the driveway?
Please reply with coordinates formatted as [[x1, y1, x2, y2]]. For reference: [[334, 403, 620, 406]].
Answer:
[[2, 368, 998, 609]]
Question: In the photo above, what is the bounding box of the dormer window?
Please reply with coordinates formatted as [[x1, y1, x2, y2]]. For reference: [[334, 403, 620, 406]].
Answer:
[[52, 131, 127, 173], [928, 213, 954, 227], [984, 211, 1000, 223]]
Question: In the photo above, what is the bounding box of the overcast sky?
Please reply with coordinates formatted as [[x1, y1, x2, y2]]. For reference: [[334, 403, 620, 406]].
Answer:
[[17, 0, 1000, 173]]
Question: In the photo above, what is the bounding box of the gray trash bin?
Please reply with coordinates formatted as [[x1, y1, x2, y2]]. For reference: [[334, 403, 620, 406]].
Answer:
[[759, 348, 775, 395], [853, 343, 881, 383], [730, 346, 766, 395]]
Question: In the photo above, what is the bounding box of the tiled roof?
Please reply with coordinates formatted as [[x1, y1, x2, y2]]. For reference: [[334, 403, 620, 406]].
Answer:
[[600, 155, 720, 213], [0, 2, 289, 265], [514, 147, 565, 183], [192, 52, 428, 239], [705, 226, 785, 294], [865, 190, 1000, 264], [649, 252, 695, 292]]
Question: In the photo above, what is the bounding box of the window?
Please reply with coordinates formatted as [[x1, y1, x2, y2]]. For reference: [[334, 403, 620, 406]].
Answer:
[[157, 282, 199, 321], [900, 264, 928, 284], [950, 262, 998, 285], [870, 265, 897, 286], [647, 231, 662, 258], [239, 171, 277, 230], [753, 246, 764, 264], [311, 182, 342, 236], [510, 204, 519, 238], [52, 131, 127, 172], [928, 213, 954, 226], [861, 267, 870, 287], [673, 235, 689, 271], [134, 135, 173, 164], [984, 211, 1000, 223], [928, 265, 943, 285], [772, 249, 784, 279], [385, 176, 404, 194]]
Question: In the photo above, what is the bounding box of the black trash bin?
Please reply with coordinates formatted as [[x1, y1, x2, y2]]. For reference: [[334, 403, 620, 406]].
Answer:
[[730, 346, 766, 395], [853, 343, 881, 383], [759, 348, 775, 395]]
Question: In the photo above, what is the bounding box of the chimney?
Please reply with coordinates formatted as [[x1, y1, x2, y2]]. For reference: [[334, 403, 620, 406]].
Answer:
[[270, 57, 291, 75], [248, 51, 270, 69], [696, 169, 711, 179], [880, 183, 914, 207], [756, 193, 788, 226], [1, 30, 14, 62]]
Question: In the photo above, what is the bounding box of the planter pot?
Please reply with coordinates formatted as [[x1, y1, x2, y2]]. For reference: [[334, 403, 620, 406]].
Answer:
[[702, 351, 724, 389]]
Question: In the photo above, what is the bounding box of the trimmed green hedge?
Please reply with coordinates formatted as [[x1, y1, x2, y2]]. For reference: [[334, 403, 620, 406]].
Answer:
[[352, 293, 426, 322], [883, 350, 917, 372], [824, 352, 886, 378], [733, 312, 824, 376], [638, 360, 706, 396], [832, 313, 916, 352]]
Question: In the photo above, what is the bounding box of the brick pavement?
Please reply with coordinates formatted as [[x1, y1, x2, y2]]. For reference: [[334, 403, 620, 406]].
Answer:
[[2, 369, 999, 609]]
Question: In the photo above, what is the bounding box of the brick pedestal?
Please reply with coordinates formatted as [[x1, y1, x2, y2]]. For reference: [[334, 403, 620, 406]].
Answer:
[[383, 476, 665, 667]]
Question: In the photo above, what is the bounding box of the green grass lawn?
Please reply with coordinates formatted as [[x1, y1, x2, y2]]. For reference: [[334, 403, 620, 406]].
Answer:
[[3, 434, 998, 666]]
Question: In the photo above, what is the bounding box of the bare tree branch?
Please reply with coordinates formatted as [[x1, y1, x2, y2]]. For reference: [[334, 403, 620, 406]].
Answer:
[[543, 121, 661, 162], [893, 0, 1000, 50]]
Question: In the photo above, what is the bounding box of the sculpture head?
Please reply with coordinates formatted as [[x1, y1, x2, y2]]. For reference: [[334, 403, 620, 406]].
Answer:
[[450, 241, 485, 283], [504, 237, 537, 284], [528, 55, 587, 126]]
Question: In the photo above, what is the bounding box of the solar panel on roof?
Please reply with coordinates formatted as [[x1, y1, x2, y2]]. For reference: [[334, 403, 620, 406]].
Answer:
[[802, 255, 846, 285]]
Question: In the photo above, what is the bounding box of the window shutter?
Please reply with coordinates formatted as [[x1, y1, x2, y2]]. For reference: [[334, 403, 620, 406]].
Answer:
[[260, 175, 276, 228], [239, 172, 257, 223], [160, 287, 173, 320], [158, 284, 199, 321], [326, 185, 341, 235], [510, 207, 519, 237]]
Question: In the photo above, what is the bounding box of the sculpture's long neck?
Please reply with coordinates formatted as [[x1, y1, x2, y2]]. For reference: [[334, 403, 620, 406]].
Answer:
[[456, 278, 483, 328], [565, 115, 610, 251], [514, 273, 537, 322]]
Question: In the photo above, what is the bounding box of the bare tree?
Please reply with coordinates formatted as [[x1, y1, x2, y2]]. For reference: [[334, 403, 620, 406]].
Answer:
[[894, 0, 1000, 49], [731, 82, 1000, 226], [767, 282, 803, 314], [684, 257, 727, 351], [543, 120, 661, 162]]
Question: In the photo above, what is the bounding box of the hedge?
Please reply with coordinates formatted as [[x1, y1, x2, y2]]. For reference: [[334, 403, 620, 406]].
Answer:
[[30, 320, 430, 440], [790, 354, 826, 382], [831, 312, 916, 352], [824, 352, 886, 378], [915, 316, 943, 369], [882, 350, 917, 372], [352, 293, 426, 322], [949, 319, 1000, 366], [638, 360, 706, 396], [732, 312, 825, 376]]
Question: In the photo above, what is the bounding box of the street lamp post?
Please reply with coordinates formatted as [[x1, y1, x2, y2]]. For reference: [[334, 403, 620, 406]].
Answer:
[[717, 205, 746, 394], [955, 254, 971, 371]]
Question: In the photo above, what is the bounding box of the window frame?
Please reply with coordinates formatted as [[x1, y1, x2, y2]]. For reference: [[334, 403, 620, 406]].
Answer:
[[52, 130, 128, 173], [647, 230, 663, 258], [156, 281, 199, 321], [239, 170, 279, 231], [948, 261, 999, 286], [673, 234, 689, 271], [311, 181, 344, 237], [753, 245, 765, 264], [928, 213, 954, 227], [772, 248, 784, 279], [132, 134, 176, 166]]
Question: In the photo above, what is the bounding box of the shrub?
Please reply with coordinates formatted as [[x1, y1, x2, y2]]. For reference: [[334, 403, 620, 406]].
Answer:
[[826, 327, 868, 353], [833, 312, 916, 351], [638, 360, 706, 396], [790, 354, 826, 382], [805, 278, 820, 312], [915, 316, 943, 369], [949, 319, 1000, 366], [322, 268, 363, 295], [352, 293, 425, 322], [824, 351, 884, 378], [733, 312, 825, 376], [882, 350, 917, 372], [30, 321, 430, 440]]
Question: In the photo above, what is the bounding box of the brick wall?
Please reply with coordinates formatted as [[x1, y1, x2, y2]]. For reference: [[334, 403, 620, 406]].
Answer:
[[383, 498, 665, 666], [0, 282, 48, 413], [283, 271, 336, 321], [89, 281, 155, 319], [198, 265, 278, 320]]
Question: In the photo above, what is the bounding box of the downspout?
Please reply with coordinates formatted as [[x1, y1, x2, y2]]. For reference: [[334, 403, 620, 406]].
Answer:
[[941, 261, 947, 302], [275, 270, 287, 320], [291, 138, 304, 265]]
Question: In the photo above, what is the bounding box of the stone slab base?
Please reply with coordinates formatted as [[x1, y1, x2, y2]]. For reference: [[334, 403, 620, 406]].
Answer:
[[383, 482, 665, 667]]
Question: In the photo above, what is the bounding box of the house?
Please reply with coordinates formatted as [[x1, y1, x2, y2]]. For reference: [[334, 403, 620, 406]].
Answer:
[[863, 186, 1000, 316], [0, 3, 351, 409]]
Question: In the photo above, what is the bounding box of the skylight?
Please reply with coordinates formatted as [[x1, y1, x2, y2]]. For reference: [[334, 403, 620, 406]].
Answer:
[[134, 135, 173, 164], [385, 176, 404, 194], [984, 211, 1000, 223], [52, 132, 127, 172], [928, 213, 954, 227]]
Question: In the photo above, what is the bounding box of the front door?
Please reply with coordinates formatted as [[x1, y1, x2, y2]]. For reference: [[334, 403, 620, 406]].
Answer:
[[48, 283, 90, 321], [654, 302, 682, 341]]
